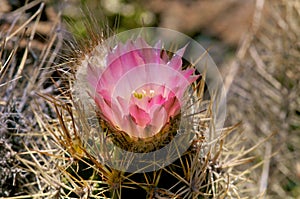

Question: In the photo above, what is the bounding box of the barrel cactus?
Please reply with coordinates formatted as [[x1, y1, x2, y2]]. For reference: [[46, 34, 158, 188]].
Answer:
[[1, 1, 260, 198]]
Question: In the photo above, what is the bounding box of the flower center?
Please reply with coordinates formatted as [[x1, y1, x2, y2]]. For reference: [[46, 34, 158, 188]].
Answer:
[[132, 89, 155, 99]]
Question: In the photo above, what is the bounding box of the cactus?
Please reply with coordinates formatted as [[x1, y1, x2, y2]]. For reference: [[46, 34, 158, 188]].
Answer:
[[0, 1, 278, 198]]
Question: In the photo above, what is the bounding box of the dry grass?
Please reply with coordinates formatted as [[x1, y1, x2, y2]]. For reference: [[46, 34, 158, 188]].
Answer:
[[224, 0, 300, 197], [0, 0, 63, 197], [1, 0, 299, 198]]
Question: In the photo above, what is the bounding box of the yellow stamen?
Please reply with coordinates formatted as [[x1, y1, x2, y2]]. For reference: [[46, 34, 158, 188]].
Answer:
[[132, 89, 156, 99], [133, 91, 144, 99], [149, 89, 155, 97]]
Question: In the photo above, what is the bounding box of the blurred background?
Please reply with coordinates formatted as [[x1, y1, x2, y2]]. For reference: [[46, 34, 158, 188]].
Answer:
[[1, 0, 299, 198], [0, 0, 256, 67], [60, 0, 254, 66]]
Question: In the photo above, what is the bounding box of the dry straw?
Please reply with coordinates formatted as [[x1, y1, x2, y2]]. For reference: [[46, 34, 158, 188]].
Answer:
[[2, 0, 297, 198]]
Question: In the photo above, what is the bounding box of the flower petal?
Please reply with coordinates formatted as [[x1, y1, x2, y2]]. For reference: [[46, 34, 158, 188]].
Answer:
[[148, 104, 168, 136], [168, 54, 182, 70], [129, 104, 151, 127], [163, 96, 181, 118], [86, 38, 199, 140], [121, 115, 139, 137], [148, 94, 165, 107], [116, 96, 129, 116]]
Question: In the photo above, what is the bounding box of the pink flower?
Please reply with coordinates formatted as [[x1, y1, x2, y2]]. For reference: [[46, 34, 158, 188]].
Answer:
[[87, 38, 198, 138]]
